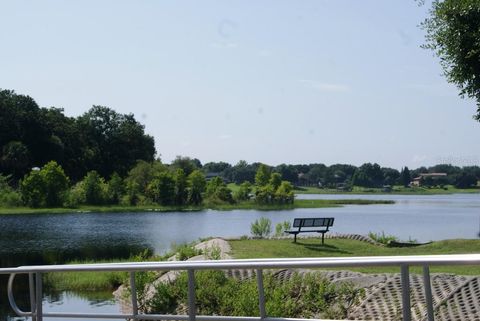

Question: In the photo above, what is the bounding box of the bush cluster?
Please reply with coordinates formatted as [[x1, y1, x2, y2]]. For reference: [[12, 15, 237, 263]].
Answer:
[[146, 270, 363, 319]]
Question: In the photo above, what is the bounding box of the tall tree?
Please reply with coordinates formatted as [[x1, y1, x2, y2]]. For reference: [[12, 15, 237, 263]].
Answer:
[[77, 106, 156, 178], [187, 170, 206, 205], [400, 167, 412, 187], [422, 0, 480, 120], [255, 164, 271, 187]]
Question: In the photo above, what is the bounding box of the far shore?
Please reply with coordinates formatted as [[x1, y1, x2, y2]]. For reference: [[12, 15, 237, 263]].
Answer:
[[0, 198, 393, 215], [293, 185, 480, 195]]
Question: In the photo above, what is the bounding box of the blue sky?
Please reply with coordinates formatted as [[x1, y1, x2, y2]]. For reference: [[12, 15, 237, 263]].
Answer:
[[1, 1, 478, 169]]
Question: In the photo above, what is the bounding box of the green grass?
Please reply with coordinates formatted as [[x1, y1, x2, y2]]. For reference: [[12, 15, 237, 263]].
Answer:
[[43, 259, 130, 291], [295, 185, 480, 195], [230, 238, 480, 275], [0, 199, 392, 215]]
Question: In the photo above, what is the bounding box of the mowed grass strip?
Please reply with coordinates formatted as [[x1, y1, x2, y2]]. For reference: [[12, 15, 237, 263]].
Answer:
[[230, 238, 480, 275]]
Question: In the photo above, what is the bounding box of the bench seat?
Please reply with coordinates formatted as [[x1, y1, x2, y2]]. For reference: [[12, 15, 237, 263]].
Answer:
[[285, 217, 334, 244]]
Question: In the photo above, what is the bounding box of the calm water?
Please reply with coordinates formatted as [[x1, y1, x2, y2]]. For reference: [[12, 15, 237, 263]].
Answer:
[[1, 193, 479, 320]]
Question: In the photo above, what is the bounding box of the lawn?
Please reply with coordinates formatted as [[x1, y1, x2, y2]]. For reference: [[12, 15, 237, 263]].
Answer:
[[229, 238, 480, 275]]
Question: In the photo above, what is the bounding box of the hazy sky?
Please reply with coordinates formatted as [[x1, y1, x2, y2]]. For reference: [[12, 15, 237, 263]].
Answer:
[[1, 1, 479, 169]]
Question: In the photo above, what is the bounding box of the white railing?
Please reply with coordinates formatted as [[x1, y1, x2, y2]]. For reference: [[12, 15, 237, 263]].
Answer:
[[1, 254, 480, 321]]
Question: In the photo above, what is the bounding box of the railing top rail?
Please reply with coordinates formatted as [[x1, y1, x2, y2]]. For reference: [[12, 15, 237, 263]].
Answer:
[[0, 254, 479, 274]]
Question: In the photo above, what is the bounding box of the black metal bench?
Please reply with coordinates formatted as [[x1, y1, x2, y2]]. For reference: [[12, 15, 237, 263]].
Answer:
[[285, 217, 334, 244]]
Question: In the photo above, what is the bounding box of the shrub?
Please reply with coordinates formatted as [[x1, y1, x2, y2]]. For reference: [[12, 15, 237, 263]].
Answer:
[[251, 217, 271, 238], [368, 231, 398, 245], [148, 271, 363, 319], [63, 183, 86, 208], [20, 170, 46, 207], [83, 171, 107, 205], [275, 221, 292, 237], [233, 181, 252, 201], [0, 190, 22, 207], [173, 243, 202, 261]]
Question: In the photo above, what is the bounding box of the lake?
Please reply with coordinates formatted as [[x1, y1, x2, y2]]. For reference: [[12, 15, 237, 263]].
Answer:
[[1, 193, 479, 320]]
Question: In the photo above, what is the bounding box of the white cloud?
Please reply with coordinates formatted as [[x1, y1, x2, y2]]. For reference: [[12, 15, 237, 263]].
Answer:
[[298, 79, 350, 93]]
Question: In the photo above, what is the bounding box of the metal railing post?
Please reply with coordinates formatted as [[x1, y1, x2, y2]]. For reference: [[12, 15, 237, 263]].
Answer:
[[130, 272, 139, 319], [423, 265, 435, 321], [401, 265, 411, 321], [256, 269, 266, 319], [35, 272, 43, 321], [187, 269, 196, 321], [29, 273, 37, 321]]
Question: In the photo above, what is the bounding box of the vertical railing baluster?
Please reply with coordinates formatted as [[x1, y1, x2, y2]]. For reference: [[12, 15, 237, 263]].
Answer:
[[401, 265, 411, 321], [130, 272, 139, 319], [256, 269, 266, 319], [423, 265, 435, 321], [188, 269, 196, 321], [35, 272, 43, 321], [29, 273, 37, 321]]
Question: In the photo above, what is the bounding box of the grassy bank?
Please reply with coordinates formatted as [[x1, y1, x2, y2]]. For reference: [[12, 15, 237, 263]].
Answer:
[[230, 238, 480, 275], [43, 259, 129, 292], [295, 185, 480, 195], [0, 199, 393, 215]]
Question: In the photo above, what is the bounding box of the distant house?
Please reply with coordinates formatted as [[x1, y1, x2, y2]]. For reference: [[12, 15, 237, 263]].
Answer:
[[410, 173, 447, 187]]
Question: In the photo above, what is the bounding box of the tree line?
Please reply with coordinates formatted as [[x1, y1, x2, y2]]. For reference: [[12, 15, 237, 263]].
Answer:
[[1, 89, 479, 209], [0, 89, 155, 182], [204, 161, 480, 189], [0, 159, 294, 208]]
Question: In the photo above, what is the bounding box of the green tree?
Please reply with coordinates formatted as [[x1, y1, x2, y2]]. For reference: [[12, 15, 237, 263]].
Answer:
[[233, 181, 252, 201], [171, 156, 200, 176], [205, 176, 233, 204], [225, 160, 256, 184], [275, 181, 294, 204], [1, 141, 30, 179], [352, 163, 384, 188], [455, 172, 478, 188], [106, 172, 124, 204], [269, 173, 282, 190], [146, 172, 175, 205], [255, 164, 271, 187], [40, 161, 69, 207], [400, 167, 411, 187], [77, 105, 156, 177], [20, 170, 46, 207], [381, 167, 400, 186], [255, 184, 275, 204], [124, 160, 166, 203], [203, 161, 231, 174], [174, 169, 188, 205], [422, 0, 480, 120], [187, 170, 206, 205], [82, 171, 106, 205]]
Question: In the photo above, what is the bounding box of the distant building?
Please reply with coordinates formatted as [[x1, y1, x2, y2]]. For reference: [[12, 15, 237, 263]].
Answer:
[[410, 173, 447, 187]]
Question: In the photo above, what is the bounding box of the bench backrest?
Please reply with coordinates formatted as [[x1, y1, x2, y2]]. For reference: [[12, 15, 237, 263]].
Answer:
[[293, 217, 334, 229]]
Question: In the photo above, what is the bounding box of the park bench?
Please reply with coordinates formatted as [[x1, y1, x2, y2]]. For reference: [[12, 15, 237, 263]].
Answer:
[[285, 217, 334, 244]]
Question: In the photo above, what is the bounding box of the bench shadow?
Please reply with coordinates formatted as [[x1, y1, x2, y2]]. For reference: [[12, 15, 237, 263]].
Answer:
[[293, 241, 351, 254]]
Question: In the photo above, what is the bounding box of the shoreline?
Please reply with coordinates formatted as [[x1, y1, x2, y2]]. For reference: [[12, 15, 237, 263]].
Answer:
[[294, 185, 480, 195], [0, 199, 394, 215]]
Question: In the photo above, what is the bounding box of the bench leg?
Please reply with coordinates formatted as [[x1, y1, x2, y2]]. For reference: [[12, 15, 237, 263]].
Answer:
[[294, 233, 297, 243], [321, 233, 325, 245]]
